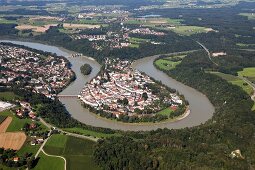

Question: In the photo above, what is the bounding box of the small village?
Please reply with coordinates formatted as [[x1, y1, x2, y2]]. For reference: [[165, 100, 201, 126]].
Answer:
[[0, 44, 74, 98], [79, 58, 183, 119]]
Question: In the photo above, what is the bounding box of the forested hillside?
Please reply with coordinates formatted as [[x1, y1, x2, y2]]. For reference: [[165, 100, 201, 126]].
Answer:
[[94, 51, 255, 169]]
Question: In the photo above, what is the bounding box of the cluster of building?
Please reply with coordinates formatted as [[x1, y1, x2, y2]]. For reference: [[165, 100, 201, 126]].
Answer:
[[130, 28, 165, 36], [79, 58, 183, 118], [14, 101, 48, 145], [15, 101, 37, 120], [71, 34, 106, 41], [0, 45, 74, 97]]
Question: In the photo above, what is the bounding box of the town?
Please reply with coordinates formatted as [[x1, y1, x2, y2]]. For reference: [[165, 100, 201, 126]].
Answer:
[[79, 58, 184, 121], [0, 44, 75, 98]]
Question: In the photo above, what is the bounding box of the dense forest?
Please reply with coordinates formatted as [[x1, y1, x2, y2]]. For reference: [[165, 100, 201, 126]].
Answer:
[[94, 50, 255, 169]]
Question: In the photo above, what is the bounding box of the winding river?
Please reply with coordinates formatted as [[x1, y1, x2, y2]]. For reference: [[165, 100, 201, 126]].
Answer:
[[0, 40, 215, 131]]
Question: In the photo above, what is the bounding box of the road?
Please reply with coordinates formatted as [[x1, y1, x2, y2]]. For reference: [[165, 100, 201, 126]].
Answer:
[[39, 117, 99, 142], [239, 76, 255, 101], [196, 41, 219, 66], [34, 130, 52, 159]]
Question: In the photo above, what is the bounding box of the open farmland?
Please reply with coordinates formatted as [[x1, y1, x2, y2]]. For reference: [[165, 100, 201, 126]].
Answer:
[[0, 116, 12, 133], [35, 152, 65, 170], [63, 23, 100, 29], [0, 132, 26, 150], [44, 134, 101, 170], [170, 26, 214, 36], [16, 24, 58, 33]]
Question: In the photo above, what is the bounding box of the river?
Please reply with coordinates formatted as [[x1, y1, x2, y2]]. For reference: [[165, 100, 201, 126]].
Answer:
[[0, 40, 215, 131]]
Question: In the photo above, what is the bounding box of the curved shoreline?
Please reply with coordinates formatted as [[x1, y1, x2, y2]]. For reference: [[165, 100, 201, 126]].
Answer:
[[0, 39, 214, 131]]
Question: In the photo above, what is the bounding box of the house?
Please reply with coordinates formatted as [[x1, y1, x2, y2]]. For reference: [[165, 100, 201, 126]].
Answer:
[[13, 157, 19, 162]]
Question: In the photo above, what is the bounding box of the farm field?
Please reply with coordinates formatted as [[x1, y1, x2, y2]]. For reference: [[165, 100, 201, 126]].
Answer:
[[0, 116, 12, 133], [170, 26, 213, 36], [34, 152, 65, 170], [0, 132, 26, 150], [125, 17, 183, 26], [43, 134, 101, 170], [16, 24, 58, 33], [63, 23, 101, 29]]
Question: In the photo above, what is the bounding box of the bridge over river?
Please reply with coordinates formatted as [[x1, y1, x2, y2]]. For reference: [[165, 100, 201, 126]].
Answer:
[[57, 95, 78, 98]]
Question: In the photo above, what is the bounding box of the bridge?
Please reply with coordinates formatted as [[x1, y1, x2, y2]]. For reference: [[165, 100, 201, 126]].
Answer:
[[57, 95, 79, 98]]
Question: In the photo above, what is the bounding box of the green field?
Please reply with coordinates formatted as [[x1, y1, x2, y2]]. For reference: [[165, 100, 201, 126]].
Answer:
[[44, 134, 101, 170], [170, 26, 209, 36], [63, 127, 119, 138], [238, 67, 255, 77], [155, 59, 181, 71], [34, 152, 65, 170], [0, 91, 22, 101], [156, 107, 174, 117], [44, 134, 68, 155], [210, 72, 253, 95]]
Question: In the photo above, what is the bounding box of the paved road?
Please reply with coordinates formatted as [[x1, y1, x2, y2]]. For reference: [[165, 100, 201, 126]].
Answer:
[[41, 149, 67, 170], [196, 41, 219, 66]]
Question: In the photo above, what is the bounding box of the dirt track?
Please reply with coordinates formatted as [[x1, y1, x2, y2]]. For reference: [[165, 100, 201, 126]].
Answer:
[[0, 116, 12, 133], [0, 132, 26, 150]]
